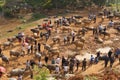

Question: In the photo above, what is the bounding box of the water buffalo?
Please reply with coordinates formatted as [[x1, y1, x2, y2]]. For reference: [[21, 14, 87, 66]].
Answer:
[[35, 52, 41, 60], [73, 41, 84, 49], [9, 68, 25, 77], [30, 28, 39, 35], [52, 36, 61, 43], [10, 50, 24, 57], [43, 43, 51, 51], [0, 54, 9, 64], [61, 27, 71, 33], [48, 48, 60, 57], [2, 41, 14, 49]]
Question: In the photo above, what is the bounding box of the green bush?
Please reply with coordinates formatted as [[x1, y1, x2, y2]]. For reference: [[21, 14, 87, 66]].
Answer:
[[84, 76, 98, 80], [34, 66, 50, 80], [4, 8, 13, 18]]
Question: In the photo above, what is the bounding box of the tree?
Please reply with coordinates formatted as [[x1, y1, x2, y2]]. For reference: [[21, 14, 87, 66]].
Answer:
[[34, 66, 50, 80], [92, 0, 106, 7], [0, 0, 6, 18]]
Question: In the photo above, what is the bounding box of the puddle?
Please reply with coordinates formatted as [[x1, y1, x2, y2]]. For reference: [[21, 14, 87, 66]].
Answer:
[[75, 53, 96, 61], [96, 47, 111, 54]]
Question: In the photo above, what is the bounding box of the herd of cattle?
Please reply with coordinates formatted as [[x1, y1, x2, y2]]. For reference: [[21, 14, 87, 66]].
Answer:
[[0, 9, 120, 77]]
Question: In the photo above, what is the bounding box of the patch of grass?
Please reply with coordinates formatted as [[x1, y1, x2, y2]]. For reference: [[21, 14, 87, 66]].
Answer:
[[34, 66, 50, 80], [0, 22, 37, 39], [29, 13, 46, 22], [111, 3, 120, 11]]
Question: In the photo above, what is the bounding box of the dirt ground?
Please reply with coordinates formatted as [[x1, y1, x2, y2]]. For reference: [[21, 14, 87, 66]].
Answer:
[[0, 10, 120, 80]]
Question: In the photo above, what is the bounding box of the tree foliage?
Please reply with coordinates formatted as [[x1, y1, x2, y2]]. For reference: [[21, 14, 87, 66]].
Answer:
[[1, 0, 110, 18], [92, 0, 106, 6], [34, 66, 50, 80]]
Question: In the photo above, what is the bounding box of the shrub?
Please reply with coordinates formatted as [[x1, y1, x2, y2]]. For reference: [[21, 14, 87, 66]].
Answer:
[[34, 66, 50, 80]]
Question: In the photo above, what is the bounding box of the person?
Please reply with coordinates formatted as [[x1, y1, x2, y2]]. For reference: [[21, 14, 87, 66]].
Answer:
[[104, 55, 109, 68], [44, 56, 48, 64], [93, 14, 96, 23], [93, 27, 97, 35], [69, 62, 74, 74], [72, 33, 75, 42], [63, 66, 68, 75], [40, 32, 43, 38], [94, 57, 99, 64], [114, 48, 120, 63], [34, 40, 37, 46], [26, 60, 30, 70], [31, 44, 33, 54], [108, 20, 114, 27], [90, 55, 94, 65], [38, 59, 42, 68], [101, 15, 105, 22], [62, 56, 66, 67], [64, 36, 67, 44], [108, 50, 112, 59], [55, 65, 60, 74], [97, 51, 100, 58], [51, 58, 55, 64], [98, 24, 103, 34], [0, 72, 2, 78], [27, 44, 31, 54], [30, 71, 33, 79], [17, 75, 23, 80], [81, 28, 86, 36], [30, 59, 36, 69], [67, 36, 70, 44], [34, 45, 37, 53], [82, 58, 87, 71], [21, 44, 25, 56], [45, 33, 49, 42], [76, 59, 80, 71], [109, 56, 115, 68], [56, 56, 61, 64], [38, 43, 41, 52], [0, 47, 2, 54]]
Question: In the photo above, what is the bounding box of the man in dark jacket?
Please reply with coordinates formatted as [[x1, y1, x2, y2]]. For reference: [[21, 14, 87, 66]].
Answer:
[[38, 43, 41, 52], [108, 50, 112, 59], [82, 58, 87, 71], [104, 55, 109, 68]]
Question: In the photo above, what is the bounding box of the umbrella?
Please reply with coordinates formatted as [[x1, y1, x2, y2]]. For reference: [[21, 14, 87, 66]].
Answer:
[[0, 66, 6, 73]]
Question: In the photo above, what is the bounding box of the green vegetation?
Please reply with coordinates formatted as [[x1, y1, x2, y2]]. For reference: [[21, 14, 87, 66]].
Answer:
[[1, 0, 117, 18], [0, 21, 37, 39], [29, 13, 46, 22], [34, 66, 50, 80], [84, 76, 98, 80]]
